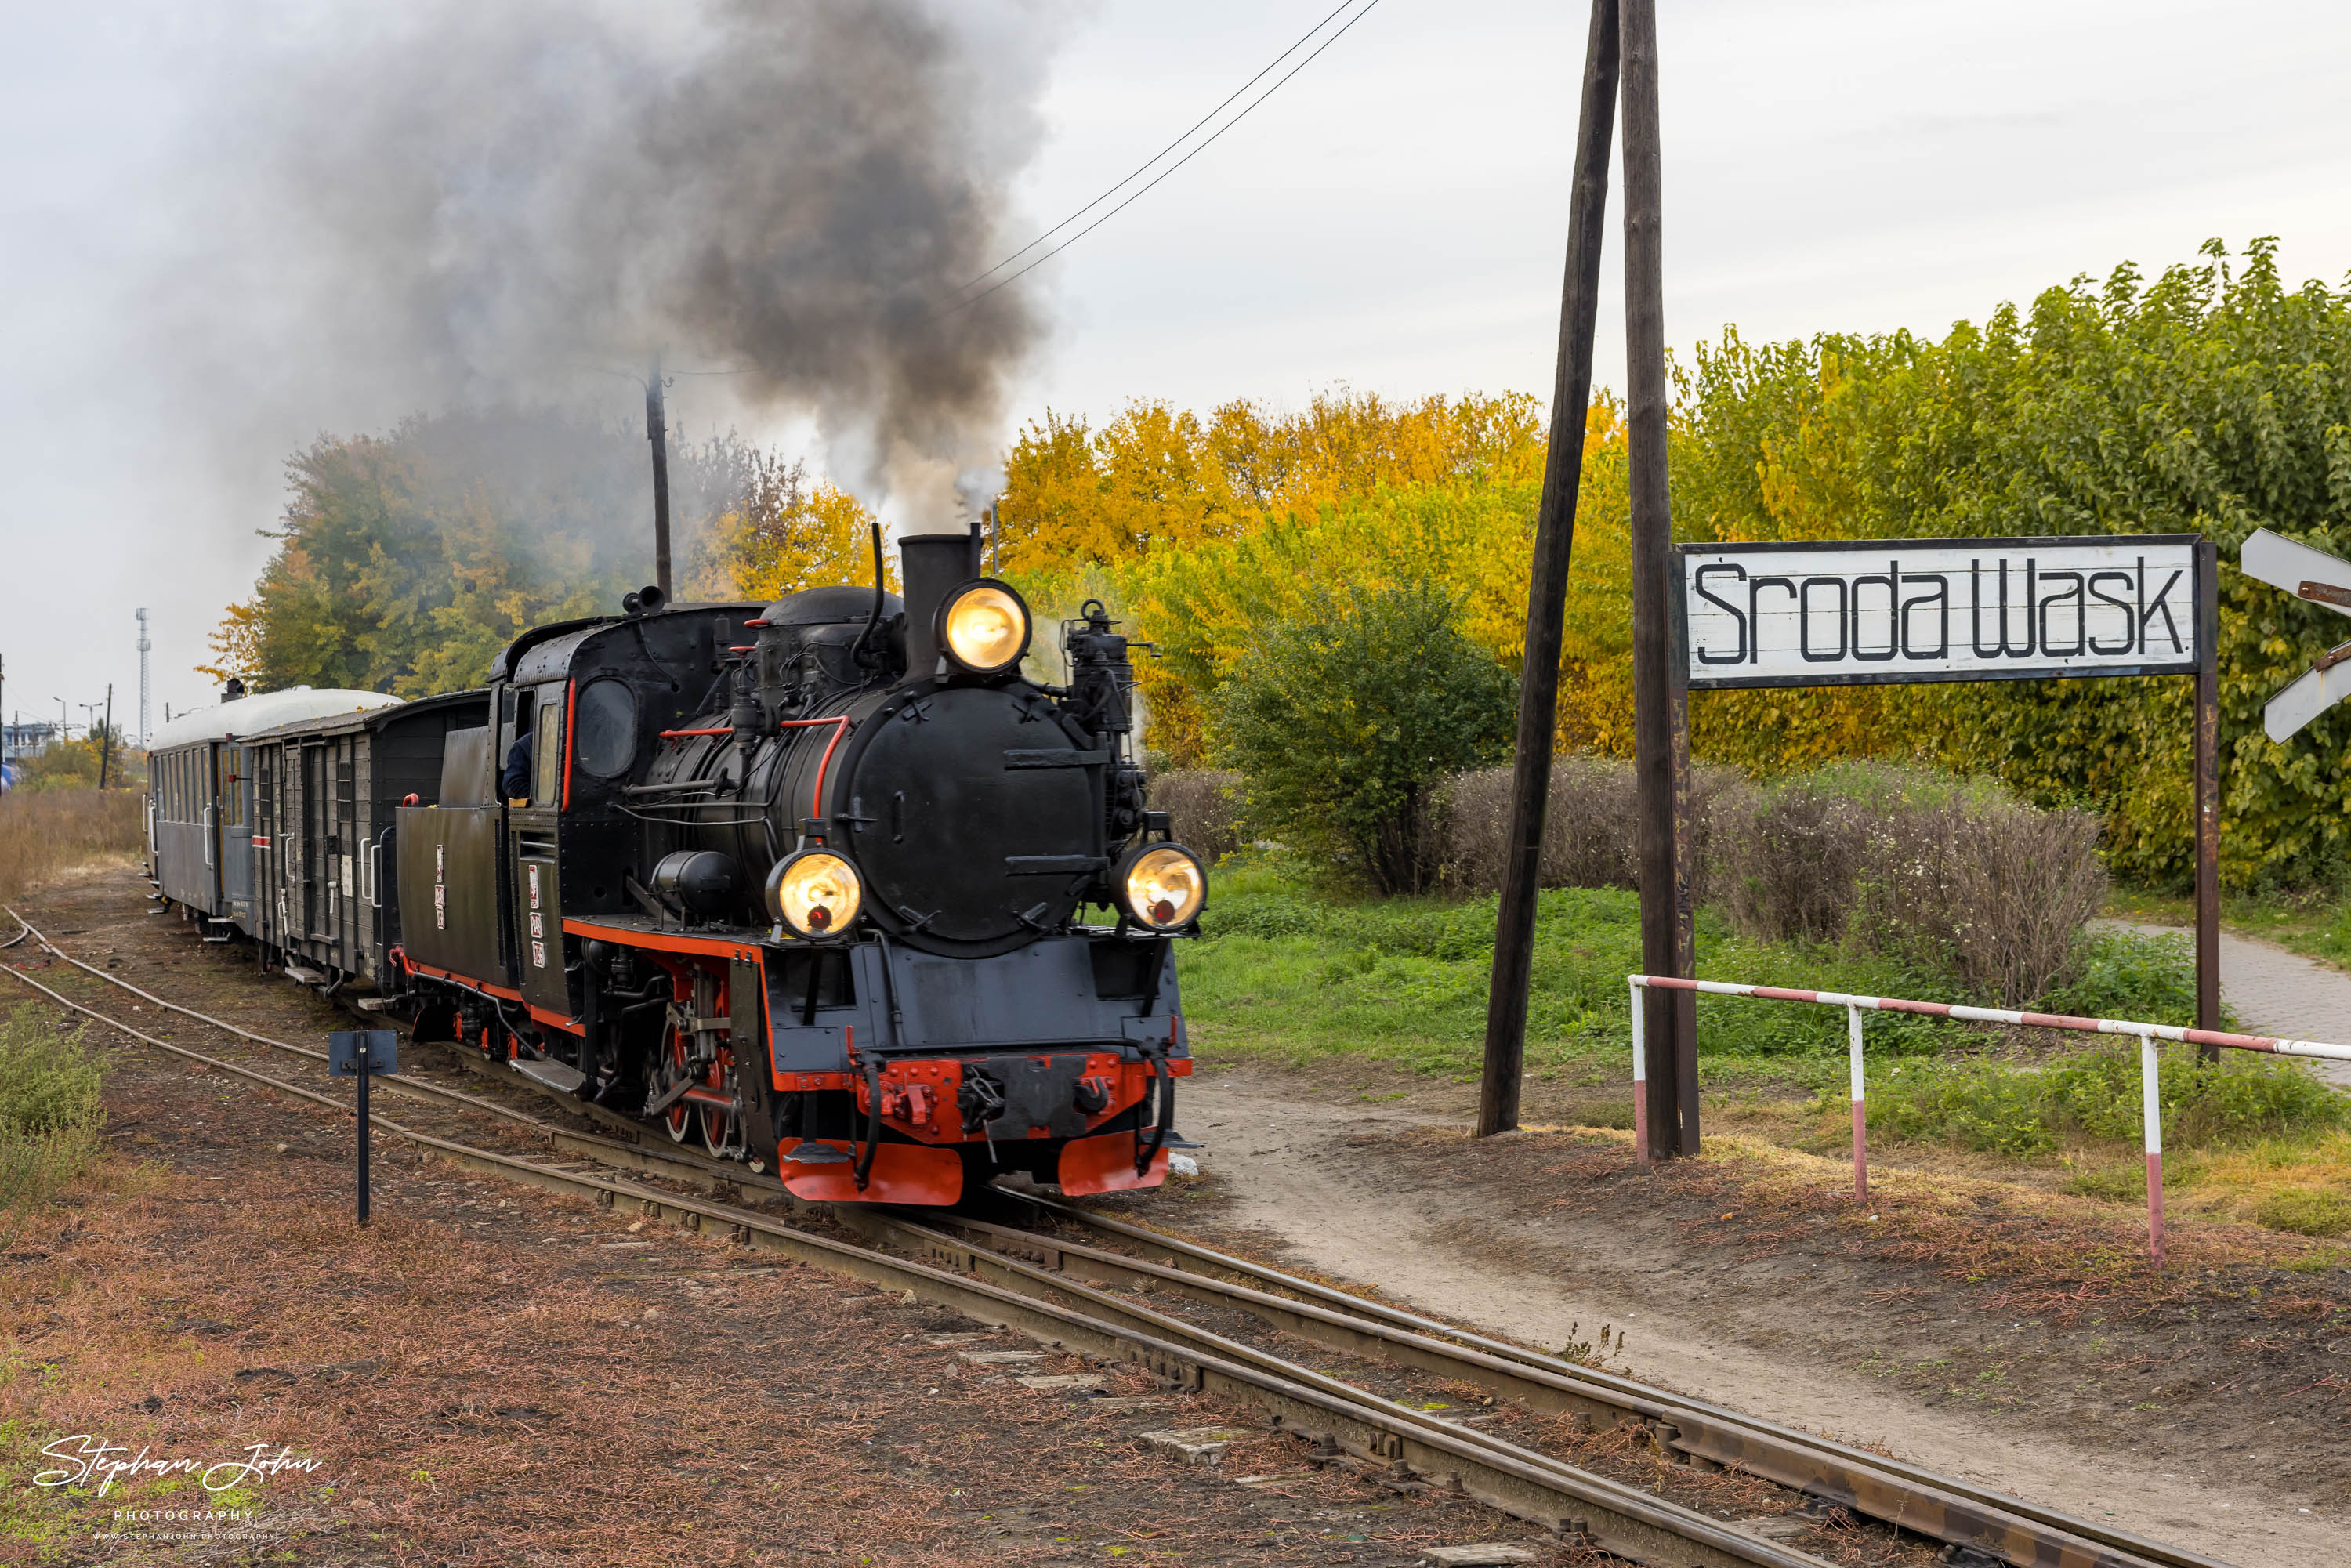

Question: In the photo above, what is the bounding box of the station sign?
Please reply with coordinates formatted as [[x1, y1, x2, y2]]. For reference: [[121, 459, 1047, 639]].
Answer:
[[1675, 534, 2203, 690]]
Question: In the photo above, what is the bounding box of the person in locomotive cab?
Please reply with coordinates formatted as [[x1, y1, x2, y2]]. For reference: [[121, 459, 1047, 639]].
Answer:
[[501, 707, 534, 806]]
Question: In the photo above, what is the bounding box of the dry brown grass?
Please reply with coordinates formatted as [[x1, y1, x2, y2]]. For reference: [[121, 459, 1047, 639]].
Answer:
[[1151, 768, 1252, 864], [0, 788, 144, 907], [1433, 755, 1743, 898], [1710, 766, 2106, 1004]]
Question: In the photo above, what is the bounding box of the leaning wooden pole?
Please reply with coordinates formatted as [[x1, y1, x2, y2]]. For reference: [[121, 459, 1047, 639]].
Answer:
[[1474, 0, 1622, 1139], [1621, 0, 1691, 1156]]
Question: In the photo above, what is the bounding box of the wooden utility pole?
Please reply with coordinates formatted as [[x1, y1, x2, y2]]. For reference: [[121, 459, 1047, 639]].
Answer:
[[1475, 0, 1622, 1138], [98, 683, 113, 790], [646, 356, 674, 602], [1622, 0, 1696, 1157]]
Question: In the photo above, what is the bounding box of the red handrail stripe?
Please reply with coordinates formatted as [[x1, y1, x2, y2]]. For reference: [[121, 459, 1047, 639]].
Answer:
[[648, 715, 855, 824], [560, 679, 577, 812], [810, 716, 850, 821]]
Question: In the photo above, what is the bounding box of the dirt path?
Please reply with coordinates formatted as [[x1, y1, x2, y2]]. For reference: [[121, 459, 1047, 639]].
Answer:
[[1176, 1072, 2342, 1568]]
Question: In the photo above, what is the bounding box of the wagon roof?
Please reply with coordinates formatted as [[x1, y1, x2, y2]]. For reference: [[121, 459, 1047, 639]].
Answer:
[[148, 686, 403, 750], [231, 690, 489, 746]]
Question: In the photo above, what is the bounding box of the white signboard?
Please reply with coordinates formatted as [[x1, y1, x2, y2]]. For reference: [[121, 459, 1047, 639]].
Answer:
[[1677, 535, 2204, 690]]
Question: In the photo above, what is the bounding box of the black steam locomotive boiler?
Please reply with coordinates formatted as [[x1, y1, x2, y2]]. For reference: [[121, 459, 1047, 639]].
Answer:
[[388, 527, 1202, 1204]]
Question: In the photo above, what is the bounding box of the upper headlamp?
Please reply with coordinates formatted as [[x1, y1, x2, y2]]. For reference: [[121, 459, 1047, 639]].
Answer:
[[1114, 844, 1206, 931], [937, 579, 1031, 675], [766, 849, 863, 940]]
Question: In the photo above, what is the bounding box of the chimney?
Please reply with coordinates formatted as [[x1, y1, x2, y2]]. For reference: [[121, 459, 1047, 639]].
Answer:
[[898, 531, 980, 680]]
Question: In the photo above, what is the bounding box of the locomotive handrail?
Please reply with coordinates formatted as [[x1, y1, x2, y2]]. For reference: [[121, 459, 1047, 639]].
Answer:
[[368, 827, 391, 910], [653, 716, 856, 824], [657, 716, 855, 741]]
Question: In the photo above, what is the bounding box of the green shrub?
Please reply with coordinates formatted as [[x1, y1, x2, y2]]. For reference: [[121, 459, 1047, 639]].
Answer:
[[1679, 240, 2351, 889], [0, 1005, 106, 1249], [1210, 580, 1516, 894], [2034, 928, 2200, 1027], [2252, 1189, 2351, 1237], [0, 1005, 103, 1134]]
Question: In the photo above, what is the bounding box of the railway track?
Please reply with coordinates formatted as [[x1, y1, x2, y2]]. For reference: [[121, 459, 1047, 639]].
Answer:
[[5, 901, 2230, 1568]]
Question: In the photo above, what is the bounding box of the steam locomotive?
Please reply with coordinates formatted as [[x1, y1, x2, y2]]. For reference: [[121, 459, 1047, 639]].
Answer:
[[146, 526, 1202, 1204]]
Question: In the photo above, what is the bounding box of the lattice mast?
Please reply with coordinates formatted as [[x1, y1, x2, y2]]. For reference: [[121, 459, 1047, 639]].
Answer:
[[136, 607, 151, 746]]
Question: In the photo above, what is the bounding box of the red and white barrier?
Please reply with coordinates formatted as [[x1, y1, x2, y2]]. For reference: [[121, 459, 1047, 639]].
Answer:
[[1626, 973, 2351, 1265]]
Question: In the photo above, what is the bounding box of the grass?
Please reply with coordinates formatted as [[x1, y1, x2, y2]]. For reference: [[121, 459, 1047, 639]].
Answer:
[[0, 787, 145, 907], [1861, 1047, 2346, 1157], [1179, 856, 2351, 1244], [1181, 856, 2201, 1085], [2106, 875, 2351, 971]]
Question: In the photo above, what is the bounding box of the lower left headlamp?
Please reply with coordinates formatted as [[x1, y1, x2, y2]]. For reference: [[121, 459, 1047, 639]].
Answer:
[[765, 849, 863, 939]]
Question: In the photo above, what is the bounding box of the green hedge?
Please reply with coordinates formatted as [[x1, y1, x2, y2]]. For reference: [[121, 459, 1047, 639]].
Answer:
[[1679, 239, 2351, 889]]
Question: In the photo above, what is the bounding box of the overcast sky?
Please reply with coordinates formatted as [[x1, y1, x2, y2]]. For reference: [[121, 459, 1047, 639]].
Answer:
[[5, 0, 2349, 741]]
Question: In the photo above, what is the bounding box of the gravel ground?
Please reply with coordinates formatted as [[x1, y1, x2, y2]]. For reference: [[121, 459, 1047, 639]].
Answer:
[[0, 865, 1571, 1567]]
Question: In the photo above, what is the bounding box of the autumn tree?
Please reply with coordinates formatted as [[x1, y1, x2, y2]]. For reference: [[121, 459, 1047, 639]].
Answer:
[[204, 411, 785, 696], [698, 454, 894, 603]]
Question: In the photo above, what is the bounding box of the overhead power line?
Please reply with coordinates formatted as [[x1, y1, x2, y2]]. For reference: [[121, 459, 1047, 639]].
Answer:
[[954, 0, 1360, 298], [934, 0, 1387, 320]]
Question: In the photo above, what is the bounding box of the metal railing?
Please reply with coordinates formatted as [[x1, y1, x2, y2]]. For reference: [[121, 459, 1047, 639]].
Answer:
[[1629, 972, 2351, 1265]]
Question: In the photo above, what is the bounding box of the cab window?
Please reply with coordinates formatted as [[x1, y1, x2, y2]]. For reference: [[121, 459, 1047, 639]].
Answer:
[[533, 690, 565, 806]]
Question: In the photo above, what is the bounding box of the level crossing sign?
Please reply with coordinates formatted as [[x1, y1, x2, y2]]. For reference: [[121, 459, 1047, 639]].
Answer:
[[2240, 527, 2351, 741]]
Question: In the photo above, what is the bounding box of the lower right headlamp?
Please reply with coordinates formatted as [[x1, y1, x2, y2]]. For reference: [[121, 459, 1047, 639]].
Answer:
[[1114, 844, 1206, 931], [766, 849, 863, 940]]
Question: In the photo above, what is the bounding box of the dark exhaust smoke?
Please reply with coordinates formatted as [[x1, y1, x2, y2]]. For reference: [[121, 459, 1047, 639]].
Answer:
[[185, 0, 1063, 523]]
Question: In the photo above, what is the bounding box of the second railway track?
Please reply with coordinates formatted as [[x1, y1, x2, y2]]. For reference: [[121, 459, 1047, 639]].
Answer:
[[4, 899, 2230, 1568]]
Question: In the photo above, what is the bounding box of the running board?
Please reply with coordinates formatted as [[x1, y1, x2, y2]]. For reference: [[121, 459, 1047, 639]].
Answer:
[[513, 1057, 587, 1094], [281, 965, 328, 986]]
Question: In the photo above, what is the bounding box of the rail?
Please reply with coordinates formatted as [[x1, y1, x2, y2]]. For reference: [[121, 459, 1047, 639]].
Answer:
[[1628, 972, 2351, 1265], [0, 916, 1838, 1566], [980, 1193, 2231, 1568], [3, 904, 2233, 1567]]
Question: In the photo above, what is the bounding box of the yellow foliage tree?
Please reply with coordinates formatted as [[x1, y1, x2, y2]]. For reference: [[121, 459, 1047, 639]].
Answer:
[[701, 463, 895, 604], [1100, 397, 1628, 766], [994, 389, 1547, 579]]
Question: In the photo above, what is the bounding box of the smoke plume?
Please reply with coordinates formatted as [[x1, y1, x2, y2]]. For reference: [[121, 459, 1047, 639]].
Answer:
[[171, 0, 1064, 531]]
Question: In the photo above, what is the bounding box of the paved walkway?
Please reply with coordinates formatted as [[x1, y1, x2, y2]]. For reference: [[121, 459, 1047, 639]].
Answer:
[[2114, 921, 2351, 1087]]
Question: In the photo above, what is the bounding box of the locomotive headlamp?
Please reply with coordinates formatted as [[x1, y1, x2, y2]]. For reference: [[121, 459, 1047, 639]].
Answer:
[[937, 580, 1031, 674], [1115, 844, 1206, 931], [766, 849, 863, 940]]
